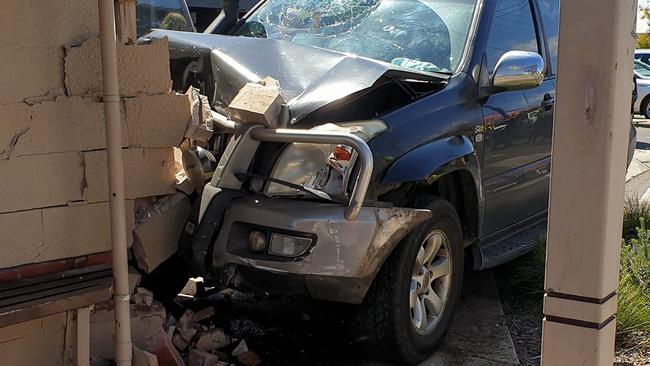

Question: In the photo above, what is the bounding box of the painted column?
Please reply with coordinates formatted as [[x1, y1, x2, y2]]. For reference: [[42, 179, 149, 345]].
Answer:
[[541, 0, 637, 364]]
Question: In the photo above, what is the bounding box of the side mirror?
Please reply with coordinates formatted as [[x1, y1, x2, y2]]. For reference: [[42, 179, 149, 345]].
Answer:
[[492, 51, 544, 91]]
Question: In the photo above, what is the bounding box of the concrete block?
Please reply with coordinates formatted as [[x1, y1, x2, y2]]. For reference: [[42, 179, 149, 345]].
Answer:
[[0, 209, 43, 269], [41, 201, 135, 263], [237, 352, 261, 366], [231, 340, 249, 357], [125, 93, 191, 148], [90, 301, 167, 360], [130, 266, 143, 295], [0, 152, 84, 213], [227, 77, 285, 128], [133, 345, 160, 366], [132, 287, 155, 307], [0, 0, 98, 48], [83, 148, 183, 203], [189, 349, 222, 366], [0, 46, 64, 104], [195, 329, 231, 352], [143, 328, 185, 366], [132, 193, 192, 272], [0, 313, 66, 366], [11, 96, 129, 157], [65, 37, 172, 98], [0, 103, 30, 160]]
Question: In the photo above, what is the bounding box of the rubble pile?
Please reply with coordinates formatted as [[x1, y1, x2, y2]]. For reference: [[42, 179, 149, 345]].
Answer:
[[89, 280, 263, 366]]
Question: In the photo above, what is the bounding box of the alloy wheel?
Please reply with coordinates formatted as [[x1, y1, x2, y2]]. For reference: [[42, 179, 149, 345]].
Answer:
[[409, 229, 452, 335]]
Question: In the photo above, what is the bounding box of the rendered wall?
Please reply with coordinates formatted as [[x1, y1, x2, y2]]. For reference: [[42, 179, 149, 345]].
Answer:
[[0, 0, 191, 271]]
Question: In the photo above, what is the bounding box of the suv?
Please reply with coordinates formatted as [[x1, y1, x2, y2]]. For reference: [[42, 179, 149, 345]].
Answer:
[[143, 0, 636, 364]]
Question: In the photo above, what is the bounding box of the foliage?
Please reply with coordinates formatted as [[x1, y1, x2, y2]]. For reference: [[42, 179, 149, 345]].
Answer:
[[617, 222, 650, 349], [623, 197, 650, 241], [638, 33, 650, 49]]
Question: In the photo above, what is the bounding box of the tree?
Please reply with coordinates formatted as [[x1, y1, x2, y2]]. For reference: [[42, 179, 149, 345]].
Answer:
[[638, 33, 650, 49]]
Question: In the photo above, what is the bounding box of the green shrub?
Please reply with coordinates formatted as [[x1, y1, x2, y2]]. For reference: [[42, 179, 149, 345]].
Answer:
[[623, 198, 650, 241], [617, 221, 650, 348]]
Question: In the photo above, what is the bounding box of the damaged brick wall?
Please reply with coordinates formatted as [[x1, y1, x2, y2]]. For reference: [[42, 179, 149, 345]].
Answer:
[[0, 1, 195, 364]]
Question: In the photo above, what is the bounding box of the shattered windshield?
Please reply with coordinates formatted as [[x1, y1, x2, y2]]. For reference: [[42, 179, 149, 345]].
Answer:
[[236, 0, 478, 74]]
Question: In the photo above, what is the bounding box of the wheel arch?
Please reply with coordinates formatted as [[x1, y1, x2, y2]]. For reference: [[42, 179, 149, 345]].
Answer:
[[380, 135, 483, 245]]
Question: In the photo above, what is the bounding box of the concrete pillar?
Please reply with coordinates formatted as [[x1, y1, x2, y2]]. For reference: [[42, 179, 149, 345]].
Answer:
[[541, 0, 637, 365]]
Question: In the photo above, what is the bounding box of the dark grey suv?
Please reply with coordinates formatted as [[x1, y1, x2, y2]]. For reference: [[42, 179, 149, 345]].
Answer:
[[142, 0, 636, 364]]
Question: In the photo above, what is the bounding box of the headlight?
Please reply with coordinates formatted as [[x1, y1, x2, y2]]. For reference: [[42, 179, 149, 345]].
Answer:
[[265, 121, 386, 198]]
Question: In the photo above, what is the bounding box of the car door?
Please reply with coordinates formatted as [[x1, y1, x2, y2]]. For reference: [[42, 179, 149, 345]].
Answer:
[[480, 0, 554, 235]]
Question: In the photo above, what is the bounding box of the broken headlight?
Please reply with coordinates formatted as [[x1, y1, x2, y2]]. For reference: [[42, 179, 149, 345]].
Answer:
[[264, 121, 387, 199]]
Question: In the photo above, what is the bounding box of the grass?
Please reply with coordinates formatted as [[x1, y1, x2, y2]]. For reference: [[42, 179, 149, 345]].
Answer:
[[499, 200, 650, 352]]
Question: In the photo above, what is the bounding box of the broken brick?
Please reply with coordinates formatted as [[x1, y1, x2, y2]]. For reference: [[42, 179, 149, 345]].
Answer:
[[133, 345, 160, 366], [143, 328, 185, 366], [231, 339, 249, 357], [237, 352, 261, 366], [195, 329, 231, 352], [132, 287, 154, 307], [188, 349, 222, 366], [191, 307, 215, 323], [132, 193, 192, 272], [227, 77, 285, 128], [90, 301, 166, 360]]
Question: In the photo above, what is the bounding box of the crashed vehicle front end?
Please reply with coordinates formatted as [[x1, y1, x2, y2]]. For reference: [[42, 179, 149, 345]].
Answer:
[[140, 34, 448, 303], [140, 0, 459, 303]]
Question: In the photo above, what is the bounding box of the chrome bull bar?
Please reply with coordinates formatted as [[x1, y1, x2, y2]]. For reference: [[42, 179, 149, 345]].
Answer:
[[248, 128, 374, 221]]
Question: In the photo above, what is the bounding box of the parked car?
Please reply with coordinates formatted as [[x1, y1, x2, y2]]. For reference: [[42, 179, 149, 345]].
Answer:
[[141, 0, 636, 364], [635, 59, 650, 79], [636, 49, 650, 65], [633, 60, 650, 117]]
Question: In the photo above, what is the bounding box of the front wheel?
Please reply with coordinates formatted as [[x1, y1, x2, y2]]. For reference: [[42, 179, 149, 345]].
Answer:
[[354, 196, 464, 365]]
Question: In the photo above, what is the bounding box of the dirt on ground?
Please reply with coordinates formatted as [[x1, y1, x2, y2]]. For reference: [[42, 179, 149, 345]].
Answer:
[[494, 251, 650, 366]]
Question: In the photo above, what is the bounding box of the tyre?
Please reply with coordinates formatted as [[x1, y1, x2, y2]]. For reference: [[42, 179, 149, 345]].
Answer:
[[354, 196, 464, 365], [643, 97, 650, 119]]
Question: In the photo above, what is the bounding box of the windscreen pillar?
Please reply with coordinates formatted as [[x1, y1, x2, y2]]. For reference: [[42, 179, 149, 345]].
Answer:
[[540, 0, 637, 365]]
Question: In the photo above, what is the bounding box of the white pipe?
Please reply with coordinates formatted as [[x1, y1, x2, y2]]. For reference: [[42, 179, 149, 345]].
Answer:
[[97, 1, 132, 365]]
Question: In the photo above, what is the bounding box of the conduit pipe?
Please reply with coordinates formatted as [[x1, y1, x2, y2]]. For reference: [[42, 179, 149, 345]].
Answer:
[[98, 1, 132, 365]]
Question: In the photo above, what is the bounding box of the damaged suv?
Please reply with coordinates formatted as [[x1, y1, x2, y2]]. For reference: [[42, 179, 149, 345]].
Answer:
[[142, 0, 636, 363]]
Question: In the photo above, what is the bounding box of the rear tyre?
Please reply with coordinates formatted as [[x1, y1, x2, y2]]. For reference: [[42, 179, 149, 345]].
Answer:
[[354, 196, 464, 365], [642, 97, 650, 119]]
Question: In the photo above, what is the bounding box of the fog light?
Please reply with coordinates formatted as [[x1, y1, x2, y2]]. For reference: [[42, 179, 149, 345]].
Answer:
[[248, 230, 267, 252], [268, 234, 312, 257]]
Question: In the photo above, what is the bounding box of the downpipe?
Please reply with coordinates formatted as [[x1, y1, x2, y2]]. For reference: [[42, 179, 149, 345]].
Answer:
[[98, 1, 132, 365]]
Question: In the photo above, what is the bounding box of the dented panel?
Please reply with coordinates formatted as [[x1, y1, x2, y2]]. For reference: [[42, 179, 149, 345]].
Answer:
[[210, 194, 431, 302]]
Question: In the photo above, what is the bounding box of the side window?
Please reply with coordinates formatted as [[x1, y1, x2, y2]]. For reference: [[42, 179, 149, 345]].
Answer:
[[485, 0, 539, 74], [538, 0, 560, 75]]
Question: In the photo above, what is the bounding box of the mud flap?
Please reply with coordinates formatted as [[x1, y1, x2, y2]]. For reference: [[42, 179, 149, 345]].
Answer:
[[177, 188, 245, 278]]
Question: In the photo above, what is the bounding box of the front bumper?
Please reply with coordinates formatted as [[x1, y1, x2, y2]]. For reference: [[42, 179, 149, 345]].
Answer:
[[192, 189, 430, 304]]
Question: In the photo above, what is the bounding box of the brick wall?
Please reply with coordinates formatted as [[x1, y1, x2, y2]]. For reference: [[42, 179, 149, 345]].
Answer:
[[0, 2, 191, 271]]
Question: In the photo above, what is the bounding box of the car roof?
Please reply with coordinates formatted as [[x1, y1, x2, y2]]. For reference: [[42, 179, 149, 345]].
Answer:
[[636, 49, 650, 54]]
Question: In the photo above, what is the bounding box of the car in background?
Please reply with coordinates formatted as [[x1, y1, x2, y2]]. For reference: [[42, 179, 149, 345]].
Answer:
[[636, 49, 650, 65], [136, 0, 196, 38], [634, 60, 650, 118]]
